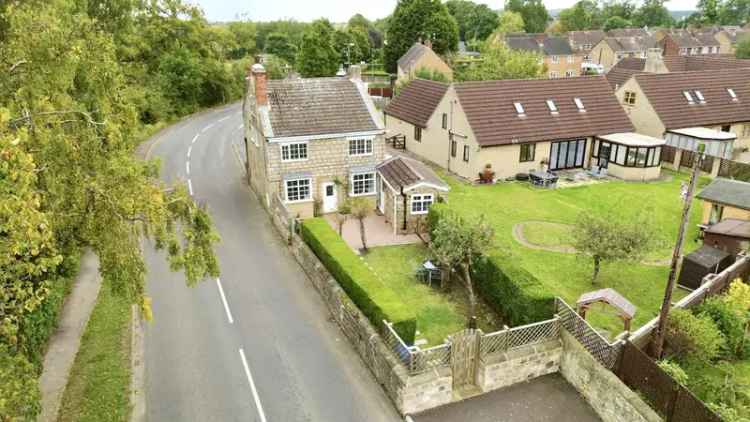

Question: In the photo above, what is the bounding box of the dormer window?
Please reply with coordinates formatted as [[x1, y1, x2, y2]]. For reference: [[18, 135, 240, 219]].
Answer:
[[514, 102, 526, 117], [694, 90, 706, 104], [573, 97, 586, 112], [683, 91, 695, 104], [728, 88, 738, 101], [546, 100, 559, 115]]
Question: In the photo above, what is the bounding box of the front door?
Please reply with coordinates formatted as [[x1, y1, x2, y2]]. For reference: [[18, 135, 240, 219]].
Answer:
[[598, 142, 610, 169], [322, 182, 337, 213]]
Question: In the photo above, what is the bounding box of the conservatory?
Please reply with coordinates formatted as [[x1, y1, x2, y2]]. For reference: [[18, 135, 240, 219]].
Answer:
[[591, 133, 666, 181]]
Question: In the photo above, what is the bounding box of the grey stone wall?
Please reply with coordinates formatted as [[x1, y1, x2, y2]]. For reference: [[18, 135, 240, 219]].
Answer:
[[478, 340, 562, 392], [559, 331, 662, 422], [399, 368, 453, 414]]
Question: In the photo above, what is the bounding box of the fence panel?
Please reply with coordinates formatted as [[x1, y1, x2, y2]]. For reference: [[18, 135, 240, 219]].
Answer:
[[413, 344, 451, 374], [719, 158, 750, 182], [556, 298, 623, 370], [672, 387, 722, 422]]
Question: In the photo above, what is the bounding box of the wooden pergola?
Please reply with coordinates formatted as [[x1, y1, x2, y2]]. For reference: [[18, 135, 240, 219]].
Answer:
[[576, 288, 637, 332]]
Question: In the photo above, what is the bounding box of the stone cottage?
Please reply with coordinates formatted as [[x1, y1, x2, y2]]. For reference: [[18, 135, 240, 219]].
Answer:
[[397, 41, 454, 84]]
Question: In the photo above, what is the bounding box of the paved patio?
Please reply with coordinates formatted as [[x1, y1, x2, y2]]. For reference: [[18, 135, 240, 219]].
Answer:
[[324, 213, 424, 251], [411, 374, 600, 422]]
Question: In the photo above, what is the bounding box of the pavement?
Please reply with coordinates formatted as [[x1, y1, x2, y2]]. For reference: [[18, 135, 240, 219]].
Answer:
[[324, 213, 423, 250], [412, 374, 601, 422], [38, 250, 102, 422], [141, 103, 401, 421]]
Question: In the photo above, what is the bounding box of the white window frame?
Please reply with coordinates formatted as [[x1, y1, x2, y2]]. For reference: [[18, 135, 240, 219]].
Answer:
[[549, 71, 559, 78], [410, 194, 434, 215], [566, 55, 574, 64], [348, 137, 373, 156], [565, 69, 575, 77], [284, 178, 312, 203], [551, 55, 560, 63], [280, 142, 308, 162], [350, 172, 376, 196]]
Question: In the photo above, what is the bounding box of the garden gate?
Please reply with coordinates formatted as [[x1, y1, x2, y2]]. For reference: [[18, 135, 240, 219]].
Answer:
[[449, 329, 480, 388]]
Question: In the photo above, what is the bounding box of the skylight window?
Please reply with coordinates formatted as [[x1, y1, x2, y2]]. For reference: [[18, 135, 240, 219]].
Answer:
[[727, 88, 738, 101], [546, 100, 558, 114], [573, 97, 586, 112], [694, 90, 706, 104], [683, 91, 695, 104], [514, 102, 525, 116]]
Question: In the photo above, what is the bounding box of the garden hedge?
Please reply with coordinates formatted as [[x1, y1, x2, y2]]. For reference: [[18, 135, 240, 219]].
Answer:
[[300, 218, 417, 344]]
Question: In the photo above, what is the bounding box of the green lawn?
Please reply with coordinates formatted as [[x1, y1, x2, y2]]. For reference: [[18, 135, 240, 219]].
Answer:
[[439, 169, 702, 336], [522, 221, 574, 248], [57, 280, 131, 422], [363, 244, 501, 346]]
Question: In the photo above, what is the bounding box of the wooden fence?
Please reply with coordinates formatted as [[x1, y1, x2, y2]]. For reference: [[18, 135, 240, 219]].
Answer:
[[718, 158, 750, 182]]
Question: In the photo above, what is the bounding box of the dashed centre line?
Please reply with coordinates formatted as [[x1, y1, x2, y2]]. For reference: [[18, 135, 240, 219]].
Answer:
[[217, 115, 230, 123], [239, 348, 268, 422], [201, 123, 215, 133], [216, 278, 234, 324], [185, 161, 190, 175], [187, 145, 193, 159], [187, 179, 193, 196]]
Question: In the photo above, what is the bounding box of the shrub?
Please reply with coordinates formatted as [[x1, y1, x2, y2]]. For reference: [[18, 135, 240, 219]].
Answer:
[[300, 218, 417, 344], [0, 344, 41, 421], [472, 254, 555, 325], [657, 359, 689, 386], [698, 297, 747, 359], [665, 308, 725, 363]]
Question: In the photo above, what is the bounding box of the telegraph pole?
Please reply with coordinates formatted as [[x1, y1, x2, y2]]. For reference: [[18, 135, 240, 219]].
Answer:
[[651, 144, 705, 358]]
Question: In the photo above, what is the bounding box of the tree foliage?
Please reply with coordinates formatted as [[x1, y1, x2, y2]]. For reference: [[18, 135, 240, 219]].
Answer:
[[558, 0, 604, 32], [572, 211, 656, 284], [456, 41, 544, 81], [265, 32, 297, 64], [446, 0, 499, 41], [496, 11, 526, 34], [0, 343, 40, 421], [603, 15, 632, 31], [737, 38, 750, 59], [505, 0, 550, 33], [384, 0, 459, 73], [666, 308, 726, 363], [632, 0, 674, 28], [296, 19, 340, 77]]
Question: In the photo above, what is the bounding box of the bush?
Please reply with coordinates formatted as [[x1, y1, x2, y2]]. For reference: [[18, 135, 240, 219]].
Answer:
[[657, 359, 689, 386], [0, 344, 41, 421], [472, 254, 555, 325], [666, 308, 725, 363], [698, 297, 747, 359], [300, 218, 417, 344]]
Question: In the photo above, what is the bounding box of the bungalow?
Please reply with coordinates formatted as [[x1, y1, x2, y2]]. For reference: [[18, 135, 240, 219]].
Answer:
[[384, 76, 666, 182], [614, 68, 750, 173], [243, 64, 385, 219], [397, 41, 453, 84]]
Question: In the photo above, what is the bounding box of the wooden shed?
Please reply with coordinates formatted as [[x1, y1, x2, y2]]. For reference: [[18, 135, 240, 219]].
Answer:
[[704, 218, 750, 256], [678, 245, 734, 290]]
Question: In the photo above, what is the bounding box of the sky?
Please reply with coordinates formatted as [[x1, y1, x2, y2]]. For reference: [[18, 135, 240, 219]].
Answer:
[[190, 0, 698, 23]]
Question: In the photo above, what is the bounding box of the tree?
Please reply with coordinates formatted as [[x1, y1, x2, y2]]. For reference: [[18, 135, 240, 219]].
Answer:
[[296, 19, 340, 77], [496, 11, 525, 34], [265, 32, 297, 64], [349, 198, 371, 251], [632, 0, 674, 28], [665, 308, 725, 363], [719, 0, 750, 25], [384, 0, 459, 73], [737, 38, 750, 59], [603, 15, 632, 31], [466, 4, 499, 41], [602, 0, 636, 21], [226, 21, 257, 59], [558, 0, 604, 31], [429, 211, 494, 323], [0, 344, 40, 420], [455, 41, 544, 81], [572, 211, 656, 284], [505, 0, 550, 33]]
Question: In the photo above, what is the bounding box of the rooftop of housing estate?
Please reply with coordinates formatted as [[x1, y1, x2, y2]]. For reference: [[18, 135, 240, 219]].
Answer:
[[602, 35, 658, 52], [567, 30, 606, 50], [697, 178, 750, 211], [261, 72, 382, 138], [661, 28, 721, 49], [383, 79, 449, 128], [626, 68, 750, 130], [505, 34, 575, 55], [605, 54, 750, 88]]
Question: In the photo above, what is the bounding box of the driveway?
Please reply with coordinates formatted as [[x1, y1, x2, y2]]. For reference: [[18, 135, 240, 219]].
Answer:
[[412, 374, 601, 422], [142, 103, 400, 421]]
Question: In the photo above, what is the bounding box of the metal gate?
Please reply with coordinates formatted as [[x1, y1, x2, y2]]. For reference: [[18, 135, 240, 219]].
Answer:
[[449, 329, 480, 388]]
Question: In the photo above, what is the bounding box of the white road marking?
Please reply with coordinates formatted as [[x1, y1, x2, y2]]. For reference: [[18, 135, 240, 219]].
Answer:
[[237, 124, 244, 131], [185, 161, 190, 175], [187, 145, 192, 159], [217, 116, 230, 123], [201, 123, 215, 133], [239, 348, 268, 422], [188, 179, 193, 196], [216, 278, 234, 324], [191, 134, 199, 144]]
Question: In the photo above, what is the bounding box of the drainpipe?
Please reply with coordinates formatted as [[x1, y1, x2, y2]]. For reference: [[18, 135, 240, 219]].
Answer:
[[401, 187, 408, 232]]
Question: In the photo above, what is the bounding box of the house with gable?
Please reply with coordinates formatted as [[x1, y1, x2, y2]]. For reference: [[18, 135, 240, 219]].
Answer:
[[658, 29, 722, 56], [505, 33, 583, 78], [396, 41, 453, 84], [567, 30, 606, 62], [243, 64, 385, 218], [590, 34, 659, 71], [384, 76, 668, 182]]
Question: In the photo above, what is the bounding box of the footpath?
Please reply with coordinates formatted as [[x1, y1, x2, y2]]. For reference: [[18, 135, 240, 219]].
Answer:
[[37, 251, 102, 422]]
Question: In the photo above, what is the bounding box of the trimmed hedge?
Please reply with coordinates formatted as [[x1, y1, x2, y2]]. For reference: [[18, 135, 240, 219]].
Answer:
[[427, 205, 555, 326], [300, 218, 417, 344], [472, 254, 555, 326]]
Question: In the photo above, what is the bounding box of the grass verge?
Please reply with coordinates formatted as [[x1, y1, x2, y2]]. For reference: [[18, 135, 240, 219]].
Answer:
[[57, 280, 132, 422]]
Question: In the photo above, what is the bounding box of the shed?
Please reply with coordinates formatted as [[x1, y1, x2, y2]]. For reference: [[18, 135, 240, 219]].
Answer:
[[678, 245, 734, 289], [704, 218, 750, 256]]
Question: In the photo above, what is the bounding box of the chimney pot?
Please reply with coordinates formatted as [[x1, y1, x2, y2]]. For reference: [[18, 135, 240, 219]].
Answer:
[[251, 64, 268, 106]]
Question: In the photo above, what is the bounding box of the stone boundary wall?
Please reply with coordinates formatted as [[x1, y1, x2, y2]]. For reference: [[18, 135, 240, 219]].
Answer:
[[560, 331, 662, 422], [479, 339, 562, 392]]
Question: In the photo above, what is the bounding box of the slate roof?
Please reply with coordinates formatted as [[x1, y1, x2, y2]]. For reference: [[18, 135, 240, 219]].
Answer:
[[505, 35, 574, 55], [697, 178, 750, 211], [376, 155, 449, 192], [266, 78, 379, 138], [398, 43, 433, 71], [632, 68, 750, 129], [705, 219, 750, 239], [454, 76, 634, 147], [604, 35, 657, 52], [607, 28, 651, 38], [663, 29, 720, 48], [568, 30, 606, 50], [384, 79, 449, 128]]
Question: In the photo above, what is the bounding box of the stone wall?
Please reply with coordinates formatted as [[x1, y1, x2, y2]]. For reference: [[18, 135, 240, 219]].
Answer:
[[478, 339, 562, 392], [399, 368, 453, 414], [559, 331, 662, 422]]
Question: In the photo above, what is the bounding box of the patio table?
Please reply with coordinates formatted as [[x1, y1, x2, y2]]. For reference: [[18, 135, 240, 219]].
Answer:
[[529, 171, 558, 188]]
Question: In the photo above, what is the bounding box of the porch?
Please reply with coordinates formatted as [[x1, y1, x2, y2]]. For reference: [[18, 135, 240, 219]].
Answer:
[[324, 213, 424, 251]]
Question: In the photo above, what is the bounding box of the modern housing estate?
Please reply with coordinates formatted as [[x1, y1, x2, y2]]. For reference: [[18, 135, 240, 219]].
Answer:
[[504, 33, 583, 78], [589, 33, 659, 71]]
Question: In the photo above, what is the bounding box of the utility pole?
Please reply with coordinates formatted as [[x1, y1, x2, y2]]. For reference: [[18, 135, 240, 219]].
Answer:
[[651, 144, 705, 358]]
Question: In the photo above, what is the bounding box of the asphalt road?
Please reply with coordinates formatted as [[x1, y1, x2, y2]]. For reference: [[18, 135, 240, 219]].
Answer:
[[143, 103, 401, 422]]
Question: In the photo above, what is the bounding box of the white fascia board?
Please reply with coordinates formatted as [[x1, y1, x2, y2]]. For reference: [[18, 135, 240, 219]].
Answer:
[[403, 182, 450, 193], [268, 129, 385, 144]]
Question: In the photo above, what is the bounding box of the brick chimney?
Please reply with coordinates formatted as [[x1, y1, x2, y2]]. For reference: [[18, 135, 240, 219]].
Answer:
[[250, 63, 268, 106]]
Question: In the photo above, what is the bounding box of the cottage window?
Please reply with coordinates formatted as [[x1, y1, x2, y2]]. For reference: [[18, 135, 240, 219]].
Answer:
[[565, 70, 576, 77], [567, 55, 574, 63], [348, 138, 373, 156], [411, 194, 434, 215], [624, 91, 636, 106], [520, 143, 536, 162], [549, 71, 559, 78], [281, 142, 308, 161], [709, 203, 724, 224], [351, 172, 375, 196], [552, 55, 560, 63], [285, 178, 311, 202], [414, 126, 422, 142], [442, 113, 448, 129], [463, 145, 470, 162]]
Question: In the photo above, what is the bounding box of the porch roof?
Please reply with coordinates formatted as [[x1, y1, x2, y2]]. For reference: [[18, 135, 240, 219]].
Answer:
[[377, 155, 449, 193], [665, 127, 736, 159], [597, 132, 665, 147], [667, 127, 737, 141]]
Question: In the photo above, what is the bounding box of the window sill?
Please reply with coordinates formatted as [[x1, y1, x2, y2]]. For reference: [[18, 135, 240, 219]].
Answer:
[[285, 198, 314, 204], [349, 153, 374, 157], [411, 211, 429, 215], [281, 159, 309, 163], [349, 192, 376, 197]]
